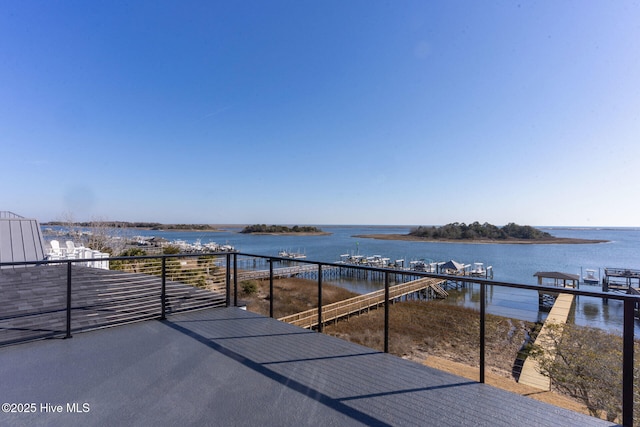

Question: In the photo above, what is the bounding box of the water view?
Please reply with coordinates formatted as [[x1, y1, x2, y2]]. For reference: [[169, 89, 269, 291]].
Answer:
[[45, 225, 640, 334]]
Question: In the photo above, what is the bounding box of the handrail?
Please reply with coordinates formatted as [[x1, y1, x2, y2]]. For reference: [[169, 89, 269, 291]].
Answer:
[[237, 252, 639, 426], [1, 250, 638, 425], [0, 211, 24, 219]]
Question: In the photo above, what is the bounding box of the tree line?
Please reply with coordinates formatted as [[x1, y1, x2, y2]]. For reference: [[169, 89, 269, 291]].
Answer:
[[240, 224, 323, 234], [409, 222, 552, 240], [43, 221, 217, 231]]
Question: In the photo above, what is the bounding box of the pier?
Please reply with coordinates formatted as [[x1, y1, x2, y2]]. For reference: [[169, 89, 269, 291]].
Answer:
[[603, 267, 640, 292], [236, 264, 340, 281], [278, 277, 447, 329], [518, 292, 575, 390]]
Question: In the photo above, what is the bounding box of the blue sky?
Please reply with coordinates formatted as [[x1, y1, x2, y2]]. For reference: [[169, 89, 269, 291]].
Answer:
[[2, 1, 639, 226]]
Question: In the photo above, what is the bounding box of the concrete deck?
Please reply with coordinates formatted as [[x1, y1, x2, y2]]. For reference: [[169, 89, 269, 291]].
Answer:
[[0, 307, 615, 426]]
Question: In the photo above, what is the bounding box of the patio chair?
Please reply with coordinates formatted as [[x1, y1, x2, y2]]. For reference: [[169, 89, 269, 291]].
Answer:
[[47, 240, 64, 260]]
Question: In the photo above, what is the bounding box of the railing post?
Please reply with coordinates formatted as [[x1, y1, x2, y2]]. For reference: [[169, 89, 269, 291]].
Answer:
[[225, 253, 231, 307], [161, 256, 166, 320], [233, 253, 238, 307], [479, 281, 486, 384], [65, 261, 72, 339], [317, 264, 323, 332], [269, 259, 274, 318], [384, 271, 390, 353], [623, 298, 634, 426]]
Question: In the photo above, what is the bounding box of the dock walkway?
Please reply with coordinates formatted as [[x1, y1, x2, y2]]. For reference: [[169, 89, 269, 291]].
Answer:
[[237, 264, 336, 281], [518, 293, 575, 390], [279, 277, 447, 329]]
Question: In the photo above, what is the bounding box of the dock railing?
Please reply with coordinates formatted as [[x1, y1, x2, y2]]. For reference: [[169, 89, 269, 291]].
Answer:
[[1, 251, 639, 425]]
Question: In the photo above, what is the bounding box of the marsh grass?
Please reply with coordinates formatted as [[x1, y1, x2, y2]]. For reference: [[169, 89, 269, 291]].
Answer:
[[243, 277, 358, 318], [325, 301, 533, 378], [242, 278, 531, 377]]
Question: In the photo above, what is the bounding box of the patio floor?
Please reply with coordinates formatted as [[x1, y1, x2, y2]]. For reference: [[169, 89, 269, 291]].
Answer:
[[0, 307, 616, 426]]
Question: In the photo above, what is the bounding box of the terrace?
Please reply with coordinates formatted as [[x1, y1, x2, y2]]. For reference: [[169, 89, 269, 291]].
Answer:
[[0, 250, 635, 426]]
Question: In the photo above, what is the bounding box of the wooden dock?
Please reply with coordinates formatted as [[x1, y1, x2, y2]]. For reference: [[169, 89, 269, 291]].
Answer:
[[236, 264, 337, 281], [518, 292, 575, 390], [278, 277, 447, 329], [603, 267, 640, 292]]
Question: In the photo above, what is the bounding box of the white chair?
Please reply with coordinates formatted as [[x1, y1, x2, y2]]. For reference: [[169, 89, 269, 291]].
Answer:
[[47, 240, 63, 260], [63, 241, 77, 260], [66, 240, 88, 262]]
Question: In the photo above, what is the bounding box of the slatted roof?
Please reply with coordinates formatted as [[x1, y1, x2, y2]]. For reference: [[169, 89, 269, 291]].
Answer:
[[0, 212, 46, 264], [533, 272, 580, 281]]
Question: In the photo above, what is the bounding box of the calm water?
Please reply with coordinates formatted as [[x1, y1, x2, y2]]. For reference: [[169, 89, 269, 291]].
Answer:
[[50, 225, 640, 333]]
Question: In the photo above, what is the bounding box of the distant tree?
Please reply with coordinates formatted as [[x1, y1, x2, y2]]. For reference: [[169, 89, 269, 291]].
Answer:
[[85, 217, 130, 254], [163, 245, 181, 255], [502, 223, 551, 239], [408, 222, 550, 240], [240, 224, 322, 233], [409, 226, 435, 238], [50, 214, 133, 254], [160, 224, 216, 231], [120, 248, 147, 257], [110, 247, 148, 272]]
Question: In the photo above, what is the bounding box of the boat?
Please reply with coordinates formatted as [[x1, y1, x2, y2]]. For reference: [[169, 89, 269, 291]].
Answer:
[[365, 255, 390, 267], [470, 262, 494, 279], [470, 262, 486, 277], [278, 250, 306, 260], [409, 259, 438, 273], [583, 268, 600, 285]]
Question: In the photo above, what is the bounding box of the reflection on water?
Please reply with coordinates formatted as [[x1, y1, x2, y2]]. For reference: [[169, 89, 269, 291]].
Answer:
[[580, 302, 600, 321]]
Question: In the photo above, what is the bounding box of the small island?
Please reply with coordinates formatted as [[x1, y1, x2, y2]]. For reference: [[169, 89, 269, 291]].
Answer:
[[354, 222, 608, 244], [43, 221, 223, 232], [239, 224, 330, 235]]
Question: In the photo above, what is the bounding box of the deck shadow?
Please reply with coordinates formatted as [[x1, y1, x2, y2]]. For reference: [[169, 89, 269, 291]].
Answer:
[[162, 310, 483, 427]]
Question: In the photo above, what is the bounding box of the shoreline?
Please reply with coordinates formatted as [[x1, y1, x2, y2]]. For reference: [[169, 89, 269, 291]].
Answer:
[[353, 234, 609, 244], [240, 231, 332, 236]]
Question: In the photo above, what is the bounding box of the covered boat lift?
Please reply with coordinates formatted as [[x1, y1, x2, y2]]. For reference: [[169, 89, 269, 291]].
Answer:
[[533, 271, 580, 311], [533, 271, 580, 288]]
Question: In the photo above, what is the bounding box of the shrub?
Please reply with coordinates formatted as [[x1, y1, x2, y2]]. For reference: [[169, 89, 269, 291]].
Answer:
[[163, 245, 181, 255], [241, 280, 258, 295]]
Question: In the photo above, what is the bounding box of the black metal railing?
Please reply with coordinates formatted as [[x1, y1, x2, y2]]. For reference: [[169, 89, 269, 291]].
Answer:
[[1, 251, 638, 425], [237, 252, 640, 426], [0, 252, 230, 344]]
